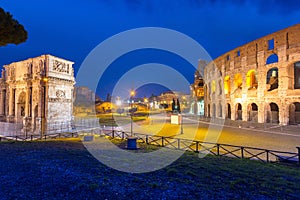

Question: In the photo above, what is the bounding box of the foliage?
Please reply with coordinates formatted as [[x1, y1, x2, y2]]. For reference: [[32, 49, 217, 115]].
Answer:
[[0, 7, 27, 46], [177, 98, 181, 113]]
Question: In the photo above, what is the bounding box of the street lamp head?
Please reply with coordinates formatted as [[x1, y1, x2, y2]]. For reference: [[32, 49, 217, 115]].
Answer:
[[130, 90, 135, 97]]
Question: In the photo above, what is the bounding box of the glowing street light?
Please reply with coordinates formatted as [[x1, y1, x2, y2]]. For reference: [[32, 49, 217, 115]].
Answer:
[[116, 96, 122, 106], [130, 90, 135, 97]]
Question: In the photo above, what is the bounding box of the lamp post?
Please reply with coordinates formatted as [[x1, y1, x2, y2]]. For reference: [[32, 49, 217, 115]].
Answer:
[[180, 113, 183, 134], [130, 90, 135, 136]]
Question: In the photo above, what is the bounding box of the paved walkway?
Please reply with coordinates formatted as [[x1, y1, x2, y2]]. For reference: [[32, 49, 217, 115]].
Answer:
[[185, 115, 300, 137], [119, 114, 300, 153]]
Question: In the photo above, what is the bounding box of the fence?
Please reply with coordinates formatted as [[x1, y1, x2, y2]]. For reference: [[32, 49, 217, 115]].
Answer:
[[0, 120, 299, 165], [99, 130, 300, 165]]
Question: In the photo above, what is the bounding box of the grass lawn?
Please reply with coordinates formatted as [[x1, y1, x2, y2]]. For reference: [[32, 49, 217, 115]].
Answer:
[[97, 113, 148, 127], [0, 138, 299, 199]]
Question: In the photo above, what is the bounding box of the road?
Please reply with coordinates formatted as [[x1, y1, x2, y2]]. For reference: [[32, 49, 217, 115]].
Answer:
[[120, 113, 300, 153]]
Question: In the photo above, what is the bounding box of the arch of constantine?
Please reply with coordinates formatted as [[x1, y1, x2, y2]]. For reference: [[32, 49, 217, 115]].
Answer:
[[0, 54, 75, 135], [203, 24, 300, 125]]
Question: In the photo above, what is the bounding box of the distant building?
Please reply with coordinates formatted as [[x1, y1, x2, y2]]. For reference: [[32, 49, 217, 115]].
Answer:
[[96, 102, 116, 113], [190, 68, 205, 115], [158, 91, 190, 112], [74, 86, 95, 103], [201, 24, 300, 125], [0, 54, 75, 134]]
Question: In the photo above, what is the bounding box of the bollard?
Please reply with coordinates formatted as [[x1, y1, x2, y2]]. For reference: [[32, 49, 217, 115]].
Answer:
[[146, 135, 149, 144], [217, 144, 220, 156], [241, 147, 244, 158], [195, 141, 199, 153]]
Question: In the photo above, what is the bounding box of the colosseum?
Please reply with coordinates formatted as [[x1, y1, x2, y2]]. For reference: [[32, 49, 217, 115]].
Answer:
[[202, 23, 300, 126]]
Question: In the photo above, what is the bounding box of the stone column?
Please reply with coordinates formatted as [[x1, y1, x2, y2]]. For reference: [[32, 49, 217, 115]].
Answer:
[[231, 103, 235, 120], [257, 102, 264, 123], [242, 102, 248, 121], [8, 87, 14, 116], [38, 86, 43, 118], [23, 87, 32, 133], [241, 68, 248, 121], [279, 99, 289, 125], [25, 88, 29, 117], [4, 89, 8, 117], [0, 90, 3, 116]]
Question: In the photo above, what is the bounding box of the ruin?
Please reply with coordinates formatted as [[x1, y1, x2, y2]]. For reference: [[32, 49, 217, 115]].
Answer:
[[0, 54, 75, 135], [202, 24, 300, 125]]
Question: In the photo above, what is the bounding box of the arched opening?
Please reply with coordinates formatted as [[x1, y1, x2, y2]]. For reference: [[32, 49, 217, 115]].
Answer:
[[218, 103, 222, 118], [248, 103, 258, 122], [207, 104, 210, 118], [33, 105, 38, 131], [246, 70, 258, 89], [227, 103, 231, 119], [17, 92, 26, 121], [289, 102, 300, 125], [266, 54, 278, 64], [294, 62, 300, 89], [212, 104, 216, 118], [224, 76, 230, 95], [266, 67, 278, 91], [267, 103, 279, 123], [236, 103, 242, 120], [234, 74, 242, 89]]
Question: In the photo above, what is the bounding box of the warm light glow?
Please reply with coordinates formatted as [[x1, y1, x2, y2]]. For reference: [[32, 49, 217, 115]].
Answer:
[[130, 90, 135, 97], [224, 76, 230, 94], [246, 69, 257, 89], [212, 80, 216, 93], [234, 73, 242, 88], [42, 77, 48, 82], [144, 98, 148, 103]]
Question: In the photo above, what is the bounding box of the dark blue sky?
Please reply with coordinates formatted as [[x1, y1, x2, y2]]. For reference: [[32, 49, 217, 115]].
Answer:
[[1, 0, 300, 98]]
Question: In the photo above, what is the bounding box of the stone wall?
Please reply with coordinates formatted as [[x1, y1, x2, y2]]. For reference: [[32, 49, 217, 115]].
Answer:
[[203, 24, 300, 125], [0, 54, 75, 135]]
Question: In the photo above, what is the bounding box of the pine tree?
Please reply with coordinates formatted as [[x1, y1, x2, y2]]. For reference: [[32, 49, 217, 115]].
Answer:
[[0, 8, 28, 46]]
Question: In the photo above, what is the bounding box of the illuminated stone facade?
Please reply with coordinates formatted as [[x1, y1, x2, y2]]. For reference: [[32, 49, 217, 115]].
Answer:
[[203, 24, 300, 125], [0, 54, 75, 134], [190, 61, 206, 115]]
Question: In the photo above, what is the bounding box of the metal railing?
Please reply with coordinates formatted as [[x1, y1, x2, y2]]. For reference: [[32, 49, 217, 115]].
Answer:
[[100, 130, 300, 165], [0, 120, 299, 165]]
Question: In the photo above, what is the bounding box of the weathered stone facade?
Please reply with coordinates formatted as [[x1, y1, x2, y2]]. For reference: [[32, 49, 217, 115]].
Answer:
[[189, 61, 206, 115], [0, 54, 75, 134], [203, 24, 300, 125]]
